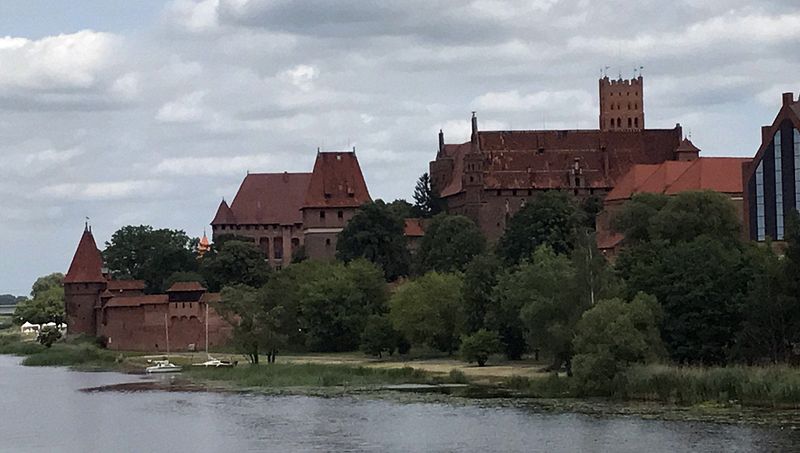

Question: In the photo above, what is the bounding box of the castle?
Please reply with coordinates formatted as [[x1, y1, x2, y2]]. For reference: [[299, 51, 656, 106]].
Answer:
[[429, 75, 692, 241], [211, 150, 371, 267], [63, 226, 231, 351]]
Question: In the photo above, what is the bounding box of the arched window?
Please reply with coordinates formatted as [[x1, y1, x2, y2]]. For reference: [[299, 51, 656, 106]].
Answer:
[[634, 117, 639, 128], [617, 118, 621, 128], [628, 118, 632, 128]]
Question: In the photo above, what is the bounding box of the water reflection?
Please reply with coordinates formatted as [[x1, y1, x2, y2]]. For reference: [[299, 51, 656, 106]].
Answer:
[[0, 355, 796, 453]]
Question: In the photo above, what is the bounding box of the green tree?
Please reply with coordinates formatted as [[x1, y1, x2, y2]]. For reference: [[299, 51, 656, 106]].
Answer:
[[103, 225, 199, 293], [618, 236, 749, 364], [784, 210, 800, 304], [38, 325, 63, 348], [416, 214, 485, 274], [460, 329, 502, 366], [412, 172, 441, 218], [164, 271, 207, 290], [513, 246, 583, 374], [572, 293, 665, 395], [386, 199, 414, 220], [462, 253, 502, 333], [299, 260, 389, 352], [389, 272, 465, 354], [496, 191, 582, 265], [360, 315, 400, 358], [649, 191, 741, 244], [200, 240, 270, 292], [611, 193, 669, 244], [336, 201, 410, 281], [217, 284, 292, 364], [14, 273, 65, 326]]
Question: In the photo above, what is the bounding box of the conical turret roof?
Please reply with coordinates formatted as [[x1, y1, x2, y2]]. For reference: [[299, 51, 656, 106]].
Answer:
[[64, 227, 106, 284], [210, 199, 236, 224]]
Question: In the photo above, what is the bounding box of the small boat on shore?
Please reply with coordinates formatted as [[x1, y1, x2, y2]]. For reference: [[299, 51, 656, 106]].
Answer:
[[192, 357, 236, 368], [145, 359, 182, 374]]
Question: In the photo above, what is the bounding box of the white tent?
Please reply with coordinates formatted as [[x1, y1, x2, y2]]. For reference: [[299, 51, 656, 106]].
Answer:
[[20, 322, 40, 334]]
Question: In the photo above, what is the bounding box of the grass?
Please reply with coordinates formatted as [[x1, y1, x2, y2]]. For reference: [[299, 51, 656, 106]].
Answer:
[[183, 362, 451, 389]]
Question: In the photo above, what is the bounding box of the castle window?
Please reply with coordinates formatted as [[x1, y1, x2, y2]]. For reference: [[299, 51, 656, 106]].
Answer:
[[274, 237, 283, 260], [337, 210, 343, 219], [527, 190, 532, 196], [634, 118, 639, 128], [617, 118, 621, 128], [756, 161, 765, 241], [325, 238, 331, 246], [512, 190, 517, 196], [775, 131, 784, 240], [628, 118, 632, 128], [628, 103, 631, 109], [610, 104, 614, 110], [497, 190, 501, 196], [320, 211, 326, 219]]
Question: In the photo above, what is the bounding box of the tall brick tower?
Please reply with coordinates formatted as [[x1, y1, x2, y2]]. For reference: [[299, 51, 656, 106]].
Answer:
[[599, 75, 644, 131], [462, 112, 484, 222], [63, 225, 106, 336]]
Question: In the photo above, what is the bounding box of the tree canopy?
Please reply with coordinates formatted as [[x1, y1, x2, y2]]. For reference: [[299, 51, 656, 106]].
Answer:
[[496, 191, 582, 265], [200, 240, 270, 292], [103, 225, 199, 293], [14, 273, 65, 326], [336, 201, 410, 280], [415, 214, 485, 274], [412, 172, 441, 218]]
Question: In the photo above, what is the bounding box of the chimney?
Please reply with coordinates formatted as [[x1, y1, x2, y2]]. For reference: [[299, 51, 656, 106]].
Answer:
[[783, 92, 794, 106], [438, 129, 444, 154]]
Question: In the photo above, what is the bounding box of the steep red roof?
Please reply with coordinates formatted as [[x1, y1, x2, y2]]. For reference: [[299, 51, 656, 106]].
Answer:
[[64, 228, 106, 284], [303, 152, 371, 208], [404, 218, 426, 237], [222, 172, 311, 225], [436, 127, 682, 197], [606, 164, 660, 201], [166, 281, 207, 292], [211, 200, 236, 225]]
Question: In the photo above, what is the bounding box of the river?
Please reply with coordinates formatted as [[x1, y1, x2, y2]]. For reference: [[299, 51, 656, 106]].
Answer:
[[0, 355, 797, 452]]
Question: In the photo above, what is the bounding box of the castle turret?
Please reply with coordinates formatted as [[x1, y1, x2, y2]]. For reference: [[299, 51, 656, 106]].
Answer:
[[599, 75, 644, 131], [63, 225, 107, 336], [463, 112, 484, 222]]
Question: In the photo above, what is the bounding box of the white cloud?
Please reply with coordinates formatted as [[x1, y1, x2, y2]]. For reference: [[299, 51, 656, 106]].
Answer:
[[156, 91, 207, 123], [38, 180, 170, 201], [166, 0, 221, 32], [279, 64, 319, 91], [0, 30, 117, 90], [24, 148, 84, 166], [473, 89, 593, 113], [155, 154, 276, 176]]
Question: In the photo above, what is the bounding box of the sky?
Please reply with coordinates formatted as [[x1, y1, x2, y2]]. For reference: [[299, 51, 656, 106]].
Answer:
[[1, 0, 799, 295]]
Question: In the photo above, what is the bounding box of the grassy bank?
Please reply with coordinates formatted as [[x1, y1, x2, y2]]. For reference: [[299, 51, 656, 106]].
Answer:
[[0, 333, 128, 370], [183, 362, 465, 389], [504, 364, 800, 408]]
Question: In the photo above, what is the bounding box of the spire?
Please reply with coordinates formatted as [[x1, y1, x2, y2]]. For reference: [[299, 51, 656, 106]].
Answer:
[[438, 129, 445, 155], [211, 199, 236, 225], [470, 112, 480, 153], [64, 227, 106, 284]]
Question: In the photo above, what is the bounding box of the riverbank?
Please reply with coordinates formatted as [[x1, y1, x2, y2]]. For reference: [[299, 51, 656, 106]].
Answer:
[[3, 332, 800, 427]]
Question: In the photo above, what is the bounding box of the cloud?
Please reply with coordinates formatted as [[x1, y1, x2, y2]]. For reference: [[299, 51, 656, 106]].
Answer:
[[279, 64, 319, 91], [38, 180, 171, 201], [155, 154, 278, 176], [156, 91, 208, 123]]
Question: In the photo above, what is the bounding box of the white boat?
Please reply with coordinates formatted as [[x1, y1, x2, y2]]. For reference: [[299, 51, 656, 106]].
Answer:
[[193, 357, 235, 368], [145, 360, 182, 374]]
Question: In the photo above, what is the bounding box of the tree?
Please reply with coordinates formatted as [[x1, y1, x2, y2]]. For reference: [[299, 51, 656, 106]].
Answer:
[[103, 225, 199, 293], [38, 325, 63, 348], [572, 293, 665, 395], [496, 191, 582, 265], [386, 199, 414, 220], [513, 246, 583, 374], [618, 236, 749, 364], [737, 244, 800, 363], [389, 272, 465, 354], [611, 193, 669, 244], [460, 329, 502, 366], [361, 315, 400, 358], [336, 201, 410, 280], [217, 284, 292, 364], [164, 271, 207, 290], [462, 253, 502, 333], [200, 240, 270, 292], [412, 172, 441, 218], [415, 214, 485, 274], [649, 191, 741, 244], [298, 260, 389, 352], [14, 273, 65, 326]]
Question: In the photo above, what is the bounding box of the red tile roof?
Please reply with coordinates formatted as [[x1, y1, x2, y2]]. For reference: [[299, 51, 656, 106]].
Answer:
[[211, 200, 236, 225], [404, 218, 426, 237], [606, 157, 750, 201], [64, 228, 106, 284], [217, 172, 312, 226], [166, 281, 207, 292], [104, 294, 168, 308], [303, 152, 371, 208], [436, 128, 682, 197]]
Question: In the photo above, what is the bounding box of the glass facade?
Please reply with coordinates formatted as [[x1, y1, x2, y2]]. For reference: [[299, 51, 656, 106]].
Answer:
[[775, 132, 784, 240], [756, 161, 765, 241], [795, 128, 800, 211]]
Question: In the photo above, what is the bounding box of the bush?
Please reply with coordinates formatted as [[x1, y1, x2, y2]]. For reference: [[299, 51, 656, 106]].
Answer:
[[459, 329, 501, 366], [37, 326, 62, 348]]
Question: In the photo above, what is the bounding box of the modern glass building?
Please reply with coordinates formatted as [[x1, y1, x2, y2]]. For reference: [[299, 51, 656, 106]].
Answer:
[[744, 92, 800, 241]]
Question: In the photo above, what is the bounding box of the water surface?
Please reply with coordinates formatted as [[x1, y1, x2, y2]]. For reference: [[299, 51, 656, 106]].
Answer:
[[0, 355, 796, 452]]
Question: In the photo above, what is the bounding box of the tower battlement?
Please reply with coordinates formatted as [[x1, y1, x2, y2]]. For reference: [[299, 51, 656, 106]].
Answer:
[[599, 75, 644, 131]]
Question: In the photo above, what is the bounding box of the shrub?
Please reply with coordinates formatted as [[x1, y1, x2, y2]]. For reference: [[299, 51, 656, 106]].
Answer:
[[37, 326, 62, 348], [460, 329, 502, 366]]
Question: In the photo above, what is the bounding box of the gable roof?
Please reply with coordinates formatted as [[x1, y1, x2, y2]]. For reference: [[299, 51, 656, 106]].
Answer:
[[64, 228, 106, 284], [222, 172, 312, 225], [743, 94, 800, 184], [211, 200, 236, 225], [303, 152, 371, 208], [404, 218, 426, 237]]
